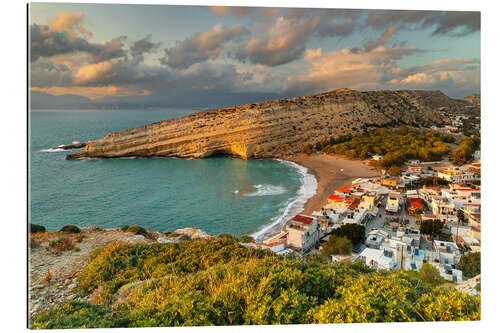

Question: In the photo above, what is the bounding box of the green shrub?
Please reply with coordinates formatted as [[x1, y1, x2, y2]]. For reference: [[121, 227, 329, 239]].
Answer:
[[120, 225, 130, 232], [321, 236, 352, 258], [239, 235, 254, 243], [49, 238, 75, 252], [60, 225, 81, 234], [458, 252, 481, 278], [418, 262, 444, 286], [121, 225, 153, 239], [330, 224, 365, 245], [30, 239, 480, 328], [29, 223, 46, 234]]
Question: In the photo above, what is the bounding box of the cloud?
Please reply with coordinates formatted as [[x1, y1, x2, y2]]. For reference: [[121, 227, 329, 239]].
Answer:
[[130, 35, 161, 64], [48, 11, 92, 37], [365, 10, 480, 37], [233, 11, 360, 66], [161, 24, 250, 68], [206, 6, 258, 17], [286, 45, 479, 98], [29, 23, 127, 63], [31, 85, 152, 99]]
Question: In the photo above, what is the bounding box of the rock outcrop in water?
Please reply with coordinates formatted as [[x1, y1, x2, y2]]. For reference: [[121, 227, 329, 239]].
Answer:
[[66, 88, 474, 160]]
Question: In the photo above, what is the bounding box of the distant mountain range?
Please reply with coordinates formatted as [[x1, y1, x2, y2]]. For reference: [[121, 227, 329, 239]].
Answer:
[[29, 89, 480, 112]]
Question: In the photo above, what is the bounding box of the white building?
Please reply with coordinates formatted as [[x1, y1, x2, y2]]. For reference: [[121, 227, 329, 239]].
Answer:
[[358, 247, 398, 270]]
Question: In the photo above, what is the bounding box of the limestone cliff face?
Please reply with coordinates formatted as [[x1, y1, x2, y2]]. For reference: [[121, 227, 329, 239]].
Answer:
[[67, 89, 466, 160]]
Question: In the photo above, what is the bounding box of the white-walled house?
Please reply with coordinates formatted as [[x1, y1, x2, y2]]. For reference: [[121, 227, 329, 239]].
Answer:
[[285, 215, 321, 253]]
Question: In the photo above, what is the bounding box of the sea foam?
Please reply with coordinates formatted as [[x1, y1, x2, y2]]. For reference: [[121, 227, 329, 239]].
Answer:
[[243, 184, 287, 197], [251, 159, 318, 240]]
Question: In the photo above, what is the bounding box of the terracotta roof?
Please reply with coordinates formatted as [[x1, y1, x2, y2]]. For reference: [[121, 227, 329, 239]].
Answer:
[[348, 199, 360, 210], [335, 186, 353, 193], [267, 240, 286, 248], [408, 198, 425, 208], [328, 194, 341, 200], [292, 215, 314, 225]]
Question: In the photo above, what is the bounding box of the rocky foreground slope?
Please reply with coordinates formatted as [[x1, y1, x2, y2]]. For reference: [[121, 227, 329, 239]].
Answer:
[[66, 88, 475, 160]]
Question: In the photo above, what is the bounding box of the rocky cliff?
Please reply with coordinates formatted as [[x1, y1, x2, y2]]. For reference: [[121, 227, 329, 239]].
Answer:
[[67, 88, 470, 160]]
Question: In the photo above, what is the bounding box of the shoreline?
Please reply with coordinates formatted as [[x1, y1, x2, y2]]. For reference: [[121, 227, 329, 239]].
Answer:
[[253, 153, 380, 242]]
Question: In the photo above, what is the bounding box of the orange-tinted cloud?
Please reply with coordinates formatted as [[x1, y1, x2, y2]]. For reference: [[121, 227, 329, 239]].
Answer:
[[49, 12, 92, 37], [31, 85, 152, 99]]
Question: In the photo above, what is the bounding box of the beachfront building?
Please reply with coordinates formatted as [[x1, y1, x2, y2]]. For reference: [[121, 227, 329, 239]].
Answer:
[[285, 215, 321, 253], [385, 192, 400, 214]]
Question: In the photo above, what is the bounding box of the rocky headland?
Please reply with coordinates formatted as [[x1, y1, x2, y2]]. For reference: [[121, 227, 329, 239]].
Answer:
[[65, 88, 477, 160]]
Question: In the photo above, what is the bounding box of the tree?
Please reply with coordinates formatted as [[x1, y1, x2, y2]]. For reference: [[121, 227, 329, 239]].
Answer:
[[330, 224, 365, 245], [321, 236, 352, 258], [457, 210, 467, 224], [413, 207, 423, 215], [387, 165, 401, 176], [458, 252, 481, 278], [418, 262, 443, 286], [420, 219, 444, 239]]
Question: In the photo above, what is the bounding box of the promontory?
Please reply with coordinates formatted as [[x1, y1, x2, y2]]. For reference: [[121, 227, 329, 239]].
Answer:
[[66, 88, 479, 160]]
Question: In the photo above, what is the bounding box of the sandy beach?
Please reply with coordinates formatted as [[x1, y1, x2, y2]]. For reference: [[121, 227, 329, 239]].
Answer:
[[255, 153, 380, 241], [289, 153, 380, 215]]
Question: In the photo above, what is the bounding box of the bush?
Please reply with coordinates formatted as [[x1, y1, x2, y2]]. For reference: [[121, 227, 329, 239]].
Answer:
[[458, 252, 481, 278], [121, 225, 153, 239], [321, 236, 352, 258], [30, 239, 480, 328], [418, 262, 444, 286], [30, 223, 46, 234], [49, 238, 75, 252], [330, 224, 365, 245], [218, 233, 234, 239], [60, 225, 81, 234], [239, 235, 254, 243]]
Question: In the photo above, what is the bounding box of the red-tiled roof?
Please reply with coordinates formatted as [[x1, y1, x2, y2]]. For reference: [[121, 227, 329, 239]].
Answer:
[[408, 198, 425, 208], [456, 188, 479, 192], [471, 226, 481, 232], [328, 194, 341, 200], [335, 186, 353, 193], [267, 240, 286, 248], [292, 215, 314, 225], [348, 198, 360, 210]]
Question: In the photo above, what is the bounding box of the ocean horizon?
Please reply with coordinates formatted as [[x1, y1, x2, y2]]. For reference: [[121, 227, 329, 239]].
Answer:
[[29, 109, 317, 238]]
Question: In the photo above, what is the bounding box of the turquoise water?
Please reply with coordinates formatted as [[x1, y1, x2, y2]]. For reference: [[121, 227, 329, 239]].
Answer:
[[29, 110, 307, 236]]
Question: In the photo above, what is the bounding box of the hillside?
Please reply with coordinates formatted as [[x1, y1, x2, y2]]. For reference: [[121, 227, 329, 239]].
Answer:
[[29, 230, 480, 328], [65, 89, 476, 160]]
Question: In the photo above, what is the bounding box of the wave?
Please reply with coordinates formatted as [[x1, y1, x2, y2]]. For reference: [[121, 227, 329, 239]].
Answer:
[[243, 184, 286, 197], [251, 159, 318, 241], [39, 148, 65, 152]]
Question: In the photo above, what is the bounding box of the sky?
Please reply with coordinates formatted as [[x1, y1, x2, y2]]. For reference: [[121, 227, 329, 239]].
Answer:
[[29, 2, 480, 108]]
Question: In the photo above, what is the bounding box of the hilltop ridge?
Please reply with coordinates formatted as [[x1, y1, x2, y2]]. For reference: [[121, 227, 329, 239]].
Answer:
[[66, 89, 477, 160]]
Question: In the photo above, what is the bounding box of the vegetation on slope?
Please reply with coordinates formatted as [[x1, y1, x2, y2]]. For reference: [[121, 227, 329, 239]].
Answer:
[[458, 252, 481, 278], [452, 136, 480, 165], [313, 127, 452, 168], [30, 238, 480, 328]]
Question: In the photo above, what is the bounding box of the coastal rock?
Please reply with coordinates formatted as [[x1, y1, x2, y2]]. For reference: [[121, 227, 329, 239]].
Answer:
[[66, 89, 477, 160]]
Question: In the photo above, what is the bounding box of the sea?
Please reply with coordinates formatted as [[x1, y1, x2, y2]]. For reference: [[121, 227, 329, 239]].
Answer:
[[29, 109, 317, 239]]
